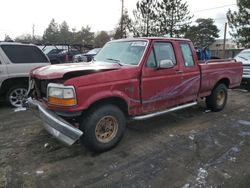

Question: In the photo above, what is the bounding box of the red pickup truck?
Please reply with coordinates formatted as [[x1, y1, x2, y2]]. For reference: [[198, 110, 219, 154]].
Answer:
[[28, 38, 243, 151]]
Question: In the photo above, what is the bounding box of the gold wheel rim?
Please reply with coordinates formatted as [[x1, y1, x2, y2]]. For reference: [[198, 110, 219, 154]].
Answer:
[[95, 116, 118, 143], [217, 90, 225, 106]]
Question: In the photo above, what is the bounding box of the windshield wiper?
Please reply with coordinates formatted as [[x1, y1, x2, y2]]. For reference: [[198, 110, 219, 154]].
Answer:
[[238, 56, 248, 61], [106, 58, 124, 66]]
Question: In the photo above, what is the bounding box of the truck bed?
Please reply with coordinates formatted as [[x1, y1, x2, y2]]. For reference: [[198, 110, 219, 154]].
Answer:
[[199, 59, 243, 97]]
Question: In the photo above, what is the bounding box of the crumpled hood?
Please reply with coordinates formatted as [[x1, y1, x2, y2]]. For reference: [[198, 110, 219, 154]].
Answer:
[[31, 62, 121, 79]]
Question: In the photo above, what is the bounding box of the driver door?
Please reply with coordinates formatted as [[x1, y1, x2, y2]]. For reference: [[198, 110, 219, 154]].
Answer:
[[141, 41, 182, 113]]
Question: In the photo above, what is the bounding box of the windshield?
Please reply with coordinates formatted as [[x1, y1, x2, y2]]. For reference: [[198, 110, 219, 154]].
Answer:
[[95, 41, 147, 65], [235, 51, 250, 62]]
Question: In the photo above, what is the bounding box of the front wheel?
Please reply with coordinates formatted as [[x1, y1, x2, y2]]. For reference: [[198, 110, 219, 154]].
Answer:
[[206, 84, 228, 112], [79, 104, 126, 152]]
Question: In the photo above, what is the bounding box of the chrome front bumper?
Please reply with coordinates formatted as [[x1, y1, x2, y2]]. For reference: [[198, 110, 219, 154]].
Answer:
[[27, 98, 83, 145]]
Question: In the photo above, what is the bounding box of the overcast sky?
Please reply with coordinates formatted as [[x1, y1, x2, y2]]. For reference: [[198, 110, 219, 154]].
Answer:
[[0, 0, 237, 40]]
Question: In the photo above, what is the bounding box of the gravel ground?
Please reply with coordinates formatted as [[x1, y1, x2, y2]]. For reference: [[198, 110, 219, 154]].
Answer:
[[0, 89, 250, 188]]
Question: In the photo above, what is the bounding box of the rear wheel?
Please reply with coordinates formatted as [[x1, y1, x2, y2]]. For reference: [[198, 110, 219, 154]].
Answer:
[[80, 104, 126, 152], [6, 85, 28, 107], [206, 84, 227, 112]]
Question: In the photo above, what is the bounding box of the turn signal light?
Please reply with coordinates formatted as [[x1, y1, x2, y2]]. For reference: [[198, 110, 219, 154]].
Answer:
[[48, 96, 77, 106]]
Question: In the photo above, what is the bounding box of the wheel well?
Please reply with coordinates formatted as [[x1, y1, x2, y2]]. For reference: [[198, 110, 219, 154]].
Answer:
[[216, 78, 230, 88], [0, 77, 29, 95], [88, 97, 129, 116]]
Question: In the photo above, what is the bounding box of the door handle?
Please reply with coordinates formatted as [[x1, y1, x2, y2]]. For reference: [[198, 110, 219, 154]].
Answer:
[[176, 70, 183, 74]]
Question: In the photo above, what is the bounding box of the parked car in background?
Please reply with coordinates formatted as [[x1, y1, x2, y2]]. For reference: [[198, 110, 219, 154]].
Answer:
[[73, 48, 101, 62], [234, 49, 250, 90], [46, 48, 64, 56], [48, 49, 81, 64], [0, 42, 50, 107]]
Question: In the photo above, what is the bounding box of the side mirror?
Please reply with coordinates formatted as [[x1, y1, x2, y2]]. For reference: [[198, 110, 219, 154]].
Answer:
[[159, 59, 174, 69]]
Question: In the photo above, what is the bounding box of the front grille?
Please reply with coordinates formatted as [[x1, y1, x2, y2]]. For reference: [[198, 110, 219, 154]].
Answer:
[[243, 65, 250, 70], [33, 79, 64, 99], [34, 79, 49, 99], [40, 80, 48, 97]]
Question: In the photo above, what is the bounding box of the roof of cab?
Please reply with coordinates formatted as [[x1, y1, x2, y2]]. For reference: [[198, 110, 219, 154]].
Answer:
[[108, 37, 191, 43]]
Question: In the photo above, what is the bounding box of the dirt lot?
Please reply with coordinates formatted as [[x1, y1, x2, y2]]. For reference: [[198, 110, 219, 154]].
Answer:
[[0, 89, 250, 188]]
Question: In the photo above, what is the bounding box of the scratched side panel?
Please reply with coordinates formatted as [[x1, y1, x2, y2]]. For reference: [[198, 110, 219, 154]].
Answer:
[[141, 67, 182, 114], [199, 61, 243, 97], [61, 67, 142, 115]]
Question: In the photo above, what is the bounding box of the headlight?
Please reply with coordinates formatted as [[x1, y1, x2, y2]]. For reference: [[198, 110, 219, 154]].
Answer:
[[47, 83, 77, 106]]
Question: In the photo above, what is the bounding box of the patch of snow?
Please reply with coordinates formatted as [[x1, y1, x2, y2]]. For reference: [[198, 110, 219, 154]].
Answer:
[[195, 168, 208, 187], [36, 170, 44, 175], [189, 135, 195, 140], [223, 173, 231, 179], [44, 143, 50, 148], [14, 107, 27, 112], [229, 157, 236, 162], [238, 120, 250, 126], [182, 183, 190, 188], [204, 109, 211, 113], [239, 131, 250, 136]]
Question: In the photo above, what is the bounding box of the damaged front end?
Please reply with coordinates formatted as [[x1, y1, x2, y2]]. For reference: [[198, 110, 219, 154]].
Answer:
[[26, 77, 83, 145], [26, 62, 121, 146], [27, 97, 83, 145]]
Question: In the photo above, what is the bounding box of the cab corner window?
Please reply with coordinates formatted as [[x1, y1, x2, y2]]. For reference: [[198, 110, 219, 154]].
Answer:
[[146, 42, 176, 68], [180, 43, 195, 67]]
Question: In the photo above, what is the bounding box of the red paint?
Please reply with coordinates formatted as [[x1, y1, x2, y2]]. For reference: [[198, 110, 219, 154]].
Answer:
[[31, 38, 243, 116]]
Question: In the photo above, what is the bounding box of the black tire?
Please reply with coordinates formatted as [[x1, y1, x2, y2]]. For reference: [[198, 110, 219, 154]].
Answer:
[[6, 85, 28, 107], [206, 84, 227, 112], [79, 104, 126, 152]]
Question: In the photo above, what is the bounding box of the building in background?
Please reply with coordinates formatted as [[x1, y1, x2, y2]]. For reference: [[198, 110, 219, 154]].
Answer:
[[209, 39, 243, 58]]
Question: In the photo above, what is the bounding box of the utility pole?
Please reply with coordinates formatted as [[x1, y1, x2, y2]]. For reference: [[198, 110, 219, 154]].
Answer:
[[222, 22, 227, 59], [120, 0, 124, 38], [32, 24, 35, 42]]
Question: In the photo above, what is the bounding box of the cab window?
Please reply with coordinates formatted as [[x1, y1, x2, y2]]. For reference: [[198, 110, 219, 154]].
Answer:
[[180, 43, 195, 67], [146, 42, 176, 68]]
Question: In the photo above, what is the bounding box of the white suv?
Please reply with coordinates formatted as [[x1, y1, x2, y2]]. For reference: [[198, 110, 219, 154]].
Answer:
[[234, 49, 250, 91], [0, 42, 50, 107]]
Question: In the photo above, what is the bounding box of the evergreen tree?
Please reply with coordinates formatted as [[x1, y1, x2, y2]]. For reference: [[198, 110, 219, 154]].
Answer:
[[58, 21, 71, 43], [156, 0, 193, 37], [43, 19, 59, 43], [94, 31, 110, 47], [185, 18, 219, 47], [15, 34, 43, 43], [227, 0, 250, 47], [131, 0, 158, 37], [76, 26, 95, 45], [114, 9, 133, 39], [4, 35, 13, 42]]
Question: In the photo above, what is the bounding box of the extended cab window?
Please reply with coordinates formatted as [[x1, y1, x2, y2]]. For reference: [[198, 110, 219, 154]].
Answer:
[[180, 43, 195, 67], [146, 42, 176, 68], [1, 45, 49, 64]]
